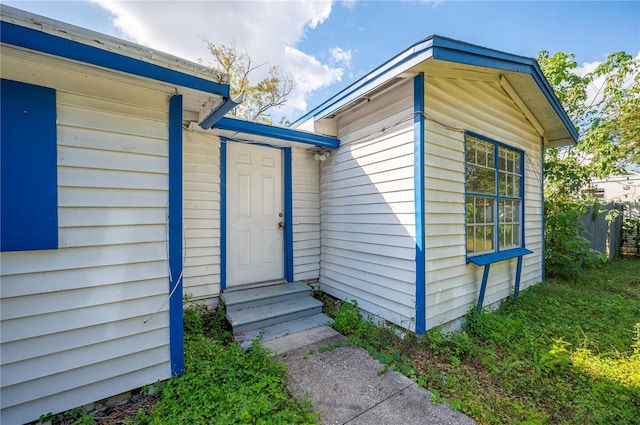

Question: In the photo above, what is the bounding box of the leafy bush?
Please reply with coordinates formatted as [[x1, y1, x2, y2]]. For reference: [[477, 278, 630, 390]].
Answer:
[[544, 198, 607, 278]]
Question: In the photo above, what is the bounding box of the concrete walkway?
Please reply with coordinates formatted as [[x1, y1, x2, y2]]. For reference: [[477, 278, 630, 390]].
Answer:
[[263, 326, 477, 425]]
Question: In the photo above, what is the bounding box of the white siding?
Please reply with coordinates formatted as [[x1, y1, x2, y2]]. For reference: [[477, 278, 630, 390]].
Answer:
[[1, 47, 171, 424], [292, 147, 321, 281], [423, 75, 543, 329], [182, 131, 221, 301], [320, 79, 417, 330]]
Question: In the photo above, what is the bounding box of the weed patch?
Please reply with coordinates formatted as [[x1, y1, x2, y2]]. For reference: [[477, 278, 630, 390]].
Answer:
[[321, 259, 640, 424], [40, 302, 318, 425]]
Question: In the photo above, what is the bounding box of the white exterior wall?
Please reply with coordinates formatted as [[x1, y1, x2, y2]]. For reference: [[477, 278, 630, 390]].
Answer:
[[182, 131, 221, 302], [0, 47, 172, 424], [320, 80, 417, 330], [292, 147, 321, 281], [423, 75, 543, 329]]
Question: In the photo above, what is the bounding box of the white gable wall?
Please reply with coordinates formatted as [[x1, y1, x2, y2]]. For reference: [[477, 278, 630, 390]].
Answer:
[[320, 79, 417, 330], [1, 47, 172, 424], [423, 75, 543, 329]]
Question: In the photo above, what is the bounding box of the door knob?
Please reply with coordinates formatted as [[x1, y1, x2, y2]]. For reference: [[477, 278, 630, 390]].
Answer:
[[278, 221, 285, 228]]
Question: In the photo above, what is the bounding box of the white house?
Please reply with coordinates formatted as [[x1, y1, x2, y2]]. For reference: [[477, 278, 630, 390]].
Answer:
[[0, 6, 335, 424], [292, 36, 577, 333], [0, 6, 577, 424]]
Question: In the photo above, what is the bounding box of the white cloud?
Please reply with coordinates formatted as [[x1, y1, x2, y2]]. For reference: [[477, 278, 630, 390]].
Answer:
[[330, 47, 353, 68], [574, 51, 640, 107], [91, 0, 341, 119]]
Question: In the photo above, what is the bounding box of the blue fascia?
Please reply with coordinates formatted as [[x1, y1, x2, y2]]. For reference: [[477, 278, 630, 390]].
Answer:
[[199, 97, 242, 130], [215, 116, 339, 148], [291, 38, 435, 126], [0, 20, 230, 99], [168, 95, 184, 376], [291, 35, 578, 145], [413, 73, 426, 335]]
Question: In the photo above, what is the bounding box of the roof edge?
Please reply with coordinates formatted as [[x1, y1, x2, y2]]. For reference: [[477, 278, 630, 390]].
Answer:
[[292, 35, 578, 144], [0, 5, 230, 98], [215, 117, 339, 148]]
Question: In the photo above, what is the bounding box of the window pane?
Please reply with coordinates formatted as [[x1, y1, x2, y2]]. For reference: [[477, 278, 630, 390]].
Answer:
[[465, 133, 522, 256], [467, 166, 495, 194], [467, 226, 475, 252]]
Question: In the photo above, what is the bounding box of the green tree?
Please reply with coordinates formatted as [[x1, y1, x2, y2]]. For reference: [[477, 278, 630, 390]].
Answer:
[[538, 50, 640, 178], [538, 50, 639, 277], [204, 41, 295, 123]]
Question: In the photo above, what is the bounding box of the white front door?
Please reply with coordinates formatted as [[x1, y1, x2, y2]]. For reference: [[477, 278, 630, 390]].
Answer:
[[226, 143, 284, 286]]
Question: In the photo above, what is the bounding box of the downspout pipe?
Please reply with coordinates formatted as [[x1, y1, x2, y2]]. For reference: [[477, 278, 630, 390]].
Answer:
[[199, 94, 244, 129]]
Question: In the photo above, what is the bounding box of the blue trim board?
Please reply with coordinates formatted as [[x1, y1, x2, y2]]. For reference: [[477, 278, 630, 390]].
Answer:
[[215, 117, 339, 148], [541, 136, 546, 282], [199, 97, 241, 130], [413, 73, 426, 335], [284, 148, 294, 282], [220, 139, 228, 291], [168, 95, 184, 375], [1, 79, 58, 252], [0, 20, 229, 98]]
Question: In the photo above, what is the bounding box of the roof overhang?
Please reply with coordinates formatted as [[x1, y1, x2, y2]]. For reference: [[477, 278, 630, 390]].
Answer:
[[293, 35, 578, 147], [0, 5, 231, 126], [210, 117, 339, 149]]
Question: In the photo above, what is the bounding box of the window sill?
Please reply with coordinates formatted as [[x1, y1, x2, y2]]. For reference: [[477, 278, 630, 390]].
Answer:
[[466, 247, 533, 266]]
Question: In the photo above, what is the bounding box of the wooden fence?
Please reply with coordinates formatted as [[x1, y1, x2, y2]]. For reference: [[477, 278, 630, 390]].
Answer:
[[581, 202, 640, 259], [581, 203, 623, 260]]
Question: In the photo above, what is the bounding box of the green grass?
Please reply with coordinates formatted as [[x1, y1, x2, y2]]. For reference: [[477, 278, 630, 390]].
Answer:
[[324, 258, 640, 424]]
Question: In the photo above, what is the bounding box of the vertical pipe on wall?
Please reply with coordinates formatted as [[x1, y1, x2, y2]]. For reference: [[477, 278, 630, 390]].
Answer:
[[414, 72, 426, 334], [168, 94, 184, 375]]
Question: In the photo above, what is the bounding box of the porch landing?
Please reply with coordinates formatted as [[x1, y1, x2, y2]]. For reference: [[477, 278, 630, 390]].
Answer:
[[221, 281, 333, 350]]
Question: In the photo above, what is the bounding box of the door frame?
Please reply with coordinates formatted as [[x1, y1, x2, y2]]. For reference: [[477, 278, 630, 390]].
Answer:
[[220, 138, 294, 290]]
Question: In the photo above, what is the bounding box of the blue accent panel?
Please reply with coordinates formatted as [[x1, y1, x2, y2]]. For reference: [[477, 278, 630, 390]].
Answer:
[[1, 79, 58, 252], [477, 264, 491, 311], [220, 139, 228, 291], [541, 136, 546, 282], [413, 73, 426, 335], [168, 95, 184, 375], [199, 97, 241, 129], [467, 247, 533, 266], [283, 148, 294, 282], [0, 21, 229, 98], [514, 256, 524, 299], [215, 116, 339, 148]]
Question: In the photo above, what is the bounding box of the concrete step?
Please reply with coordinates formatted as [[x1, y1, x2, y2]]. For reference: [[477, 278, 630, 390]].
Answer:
[[227, 296, 323, 334], [236, 313, 334, 350], [222, 281, 311, 313]]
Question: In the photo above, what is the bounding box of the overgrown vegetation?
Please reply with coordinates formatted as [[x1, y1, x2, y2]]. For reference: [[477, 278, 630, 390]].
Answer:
[[539, 49, 639, 278], [321, 259, 640, 424], [40, 302, 318, 425]]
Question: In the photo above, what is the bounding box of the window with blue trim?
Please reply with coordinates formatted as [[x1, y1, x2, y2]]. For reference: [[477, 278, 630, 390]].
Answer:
[[465, 132, 523, 256], [1, 79, 58, 252]]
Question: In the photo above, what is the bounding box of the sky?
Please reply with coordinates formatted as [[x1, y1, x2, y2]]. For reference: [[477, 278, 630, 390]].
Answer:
[[2, 0, 639, 122]]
